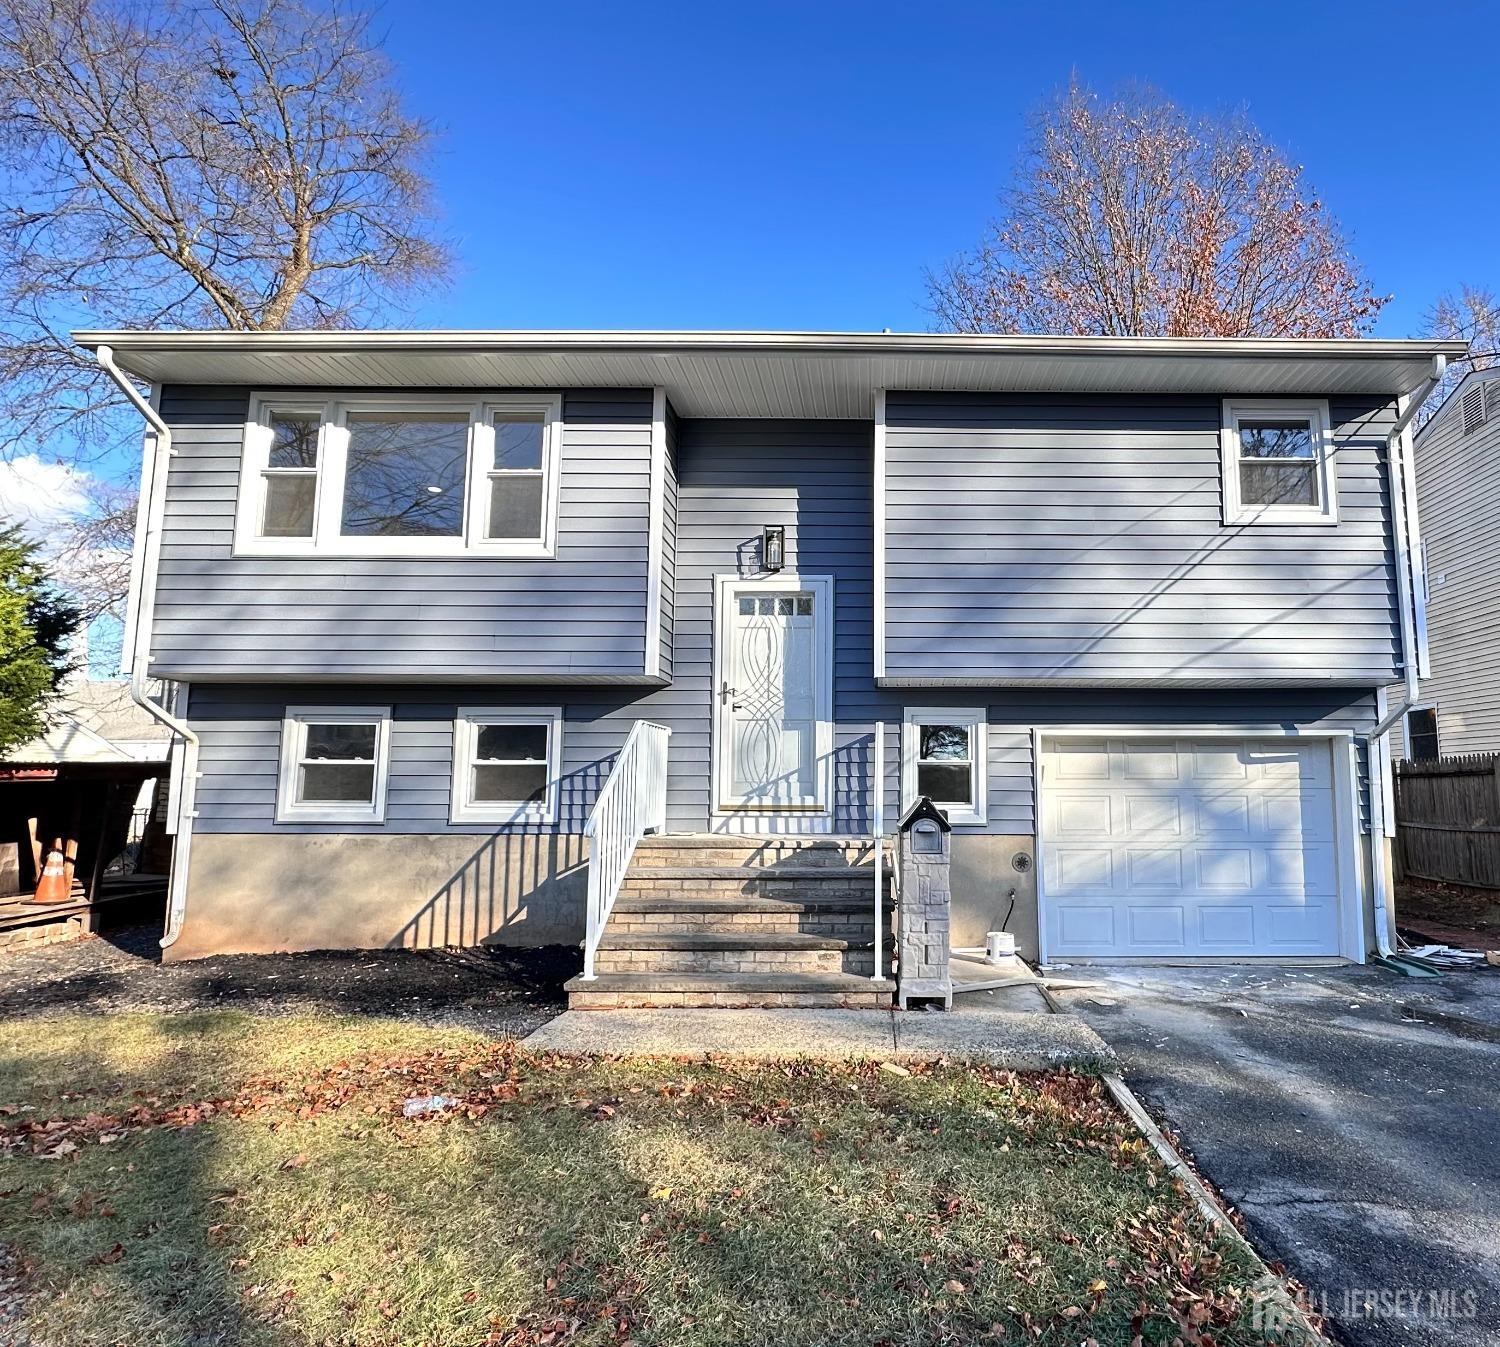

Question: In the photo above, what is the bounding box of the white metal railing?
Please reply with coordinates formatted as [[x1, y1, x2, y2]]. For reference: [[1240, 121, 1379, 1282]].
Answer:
[[581, 720, 671, 980], [872, 720, 885, 981]]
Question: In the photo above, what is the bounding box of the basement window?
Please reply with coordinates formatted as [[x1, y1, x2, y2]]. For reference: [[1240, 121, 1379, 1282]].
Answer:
[[902, 707, 987, 827], [276, 707, 391, 824], [450, 707, 563, 824], [235, 394, 562, 557], [1221, 400, 1338, 525]]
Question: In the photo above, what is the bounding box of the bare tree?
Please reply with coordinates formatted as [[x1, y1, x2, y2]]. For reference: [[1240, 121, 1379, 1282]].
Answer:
[[0, 0, 449, 457], [1419, 285, 1500, 420], [927, 79, 1386, 338]]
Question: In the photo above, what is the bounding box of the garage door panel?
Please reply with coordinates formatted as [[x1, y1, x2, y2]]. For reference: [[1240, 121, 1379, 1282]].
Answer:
[[1042, 736, 1345, 959]]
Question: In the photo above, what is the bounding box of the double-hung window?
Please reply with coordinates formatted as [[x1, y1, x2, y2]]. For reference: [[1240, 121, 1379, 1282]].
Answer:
[[236, 394, 562, 556], [450, 707, 563, 824], [276, 707, 391, 824], [902, 707, 987, 827], [1221, 400, 1338, 525]]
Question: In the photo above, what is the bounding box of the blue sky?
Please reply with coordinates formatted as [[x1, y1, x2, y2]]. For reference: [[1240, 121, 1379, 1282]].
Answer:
[[381, 0, 1499, 337]]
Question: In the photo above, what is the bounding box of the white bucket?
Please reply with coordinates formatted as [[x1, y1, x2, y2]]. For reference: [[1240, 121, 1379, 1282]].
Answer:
[[985, 930, 1017, 963]]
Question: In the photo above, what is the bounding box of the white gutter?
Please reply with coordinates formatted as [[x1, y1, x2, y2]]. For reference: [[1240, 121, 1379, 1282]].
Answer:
[[1363, 353, 1447, 957], [94, 345, 199, 950]]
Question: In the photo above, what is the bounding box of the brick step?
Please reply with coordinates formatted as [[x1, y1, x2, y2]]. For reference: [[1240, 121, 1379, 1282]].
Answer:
[[632, 851, 883, 871], [618, 866, 887, 903], [596, 932, 869, 978], [565, 971, 896, 1011]]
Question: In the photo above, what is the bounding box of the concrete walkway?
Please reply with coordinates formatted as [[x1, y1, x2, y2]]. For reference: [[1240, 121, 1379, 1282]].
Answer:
[[522, 980, 1114, 1070]]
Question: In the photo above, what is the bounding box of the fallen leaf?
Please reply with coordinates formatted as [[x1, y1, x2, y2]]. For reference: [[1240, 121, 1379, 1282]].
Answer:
[[279, 1153, 311, 1171]]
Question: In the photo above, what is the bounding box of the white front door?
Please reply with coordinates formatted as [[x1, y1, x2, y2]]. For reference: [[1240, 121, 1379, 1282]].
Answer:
[[714, 576, 832, 815], [1040, 736, 1347, 959]]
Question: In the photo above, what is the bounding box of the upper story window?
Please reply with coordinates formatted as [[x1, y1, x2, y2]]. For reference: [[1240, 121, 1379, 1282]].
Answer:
[[1220, 400, 1338, 526], [235, 394, 563, 557]]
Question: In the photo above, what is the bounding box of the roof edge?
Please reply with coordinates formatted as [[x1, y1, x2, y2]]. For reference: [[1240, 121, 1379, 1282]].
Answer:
[[72, 328, 1471, 361]]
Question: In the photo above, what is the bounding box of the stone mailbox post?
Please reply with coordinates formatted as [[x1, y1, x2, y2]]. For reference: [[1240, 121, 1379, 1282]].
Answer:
[[897, 797, 952, 1010]]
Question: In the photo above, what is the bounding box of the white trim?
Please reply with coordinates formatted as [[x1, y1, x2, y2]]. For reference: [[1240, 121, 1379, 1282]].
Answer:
[[1399, 416, 1431, 677], [1386, 392, 1421, 692], [233, 392, 562, 558], [710, 573, 834, 824], [872, 389, 887, 680], [118, 382, 161, 677], [643, 388, 667, 679], [901, 706, 987, 827], [1220, 399, 1338, 526], [1033, 725, 1365, 965], [276, 705, 392, 824], [449, 705, 563, 825]]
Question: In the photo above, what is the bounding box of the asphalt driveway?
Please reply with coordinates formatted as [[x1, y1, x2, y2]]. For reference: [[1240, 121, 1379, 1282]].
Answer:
[[1052, 962, 1500, 1346]]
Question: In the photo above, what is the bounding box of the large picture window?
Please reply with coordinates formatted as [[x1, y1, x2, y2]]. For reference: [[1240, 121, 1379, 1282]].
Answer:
[[276, 707, 392, 824], [450, 707, 563, 824], [901, 707, 987, 827], [235, 394, 562, 556], [1221, 400, 1338, 525]]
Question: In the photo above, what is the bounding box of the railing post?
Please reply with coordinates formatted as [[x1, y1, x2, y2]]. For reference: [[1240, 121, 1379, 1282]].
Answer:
[[872, 720, 884, 982]]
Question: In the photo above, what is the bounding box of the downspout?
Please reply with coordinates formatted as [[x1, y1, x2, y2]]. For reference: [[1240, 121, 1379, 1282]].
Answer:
[[1362, 353, 1447, 957], [93, 345, 200, 950]]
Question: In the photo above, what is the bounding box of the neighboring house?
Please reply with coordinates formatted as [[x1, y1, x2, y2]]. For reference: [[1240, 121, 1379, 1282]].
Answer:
[[1388, 367, 1500, 761], [76, 330, 1463, 1005], [1, 678, 171, 920]]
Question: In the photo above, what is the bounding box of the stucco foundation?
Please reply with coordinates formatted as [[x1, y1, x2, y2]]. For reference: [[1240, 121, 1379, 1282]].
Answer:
[[949, 834, 1040, 961], [168, 832, 589, 961]]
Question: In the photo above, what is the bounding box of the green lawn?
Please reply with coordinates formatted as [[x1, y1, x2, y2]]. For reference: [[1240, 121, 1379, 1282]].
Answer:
[[0, 1012, 1279, 1346]]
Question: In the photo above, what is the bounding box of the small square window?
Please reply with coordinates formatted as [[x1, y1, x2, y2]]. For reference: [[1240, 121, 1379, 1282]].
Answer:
[[903, 709, 987, 827], [277, 707, 391, 823], [451, 707, 562, 824], [1221, 401, 1337, 525]]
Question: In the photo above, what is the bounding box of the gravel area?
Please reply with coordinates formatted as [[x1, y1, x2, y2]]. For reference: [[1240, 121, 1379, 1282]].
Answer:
[[0, 923, 577, 1035]]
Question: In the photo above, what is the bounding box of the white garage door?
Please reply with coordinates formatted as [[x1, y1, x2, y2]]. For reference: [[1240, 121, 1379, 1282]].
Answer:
[[1040, 737, 1344, 959]]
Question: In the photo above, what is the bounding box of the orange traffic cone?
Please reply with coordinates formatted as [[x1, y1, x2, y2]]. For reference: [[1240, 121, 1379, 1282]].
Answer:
[[32, 837, 70, 904]]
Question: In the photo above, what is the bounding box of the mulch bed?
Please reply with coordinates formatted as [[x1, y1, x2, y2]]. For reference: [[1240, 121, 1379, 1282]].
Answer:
[[1397, 878, 1500, 949], [0, 922, 578, 1033]]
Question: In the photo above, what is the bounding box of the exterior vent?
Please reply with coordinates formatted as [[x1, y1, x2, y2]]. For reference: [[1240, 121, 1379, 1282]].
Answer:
[[1462, 385, 1486, 435], [1487, 380, 1500, 420]]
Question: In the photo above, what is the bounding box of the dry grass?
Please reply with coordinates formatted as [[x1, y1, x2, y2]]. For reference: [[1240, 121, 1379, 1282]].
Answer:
[[0, 1012, 1278, 1346]]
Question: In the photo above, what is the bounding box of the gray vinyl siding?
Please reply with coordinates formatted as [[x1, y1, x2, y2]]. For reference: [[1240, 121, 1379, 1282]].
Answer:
[[657, 401, 680, 681], [883, 392, 1402, 684], [1391, 375, 1500, 757], [188, 417, 1379, 838], [151, 386, 655, 681]]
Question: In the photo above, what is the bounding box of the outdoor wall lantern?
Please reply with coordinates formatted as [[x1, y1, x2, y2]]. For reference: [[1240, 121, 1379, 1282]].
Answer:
[[762, 524, 785, 572]]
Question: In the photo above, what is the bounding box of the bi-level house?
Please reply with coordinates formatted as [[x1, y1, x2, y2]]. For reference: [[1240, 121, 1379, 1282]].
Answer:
[[79, 331, 1463, 1008]]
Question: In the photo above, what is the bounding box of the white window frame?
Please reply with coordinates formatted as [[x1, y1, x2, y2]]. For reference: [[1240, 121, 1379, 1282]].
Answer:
[[450, 706, 563, 825], [234, 393, 563, 557], [902, 706, 987, 828], [1220, 399, 1338, 526], [276, 705, 392, 824]]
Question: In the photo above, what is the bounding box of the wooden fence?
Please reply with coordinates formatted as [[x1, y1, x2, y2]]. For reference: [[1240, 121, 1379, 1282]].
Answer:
[[1393, 753, 1500, 889]]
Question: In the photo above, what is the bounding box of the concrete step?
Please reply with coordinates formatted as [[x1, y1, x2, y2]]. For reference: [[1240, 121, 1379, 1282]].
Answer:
[[609, 907, 882, 941], [566, 970, 896, 1011]]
